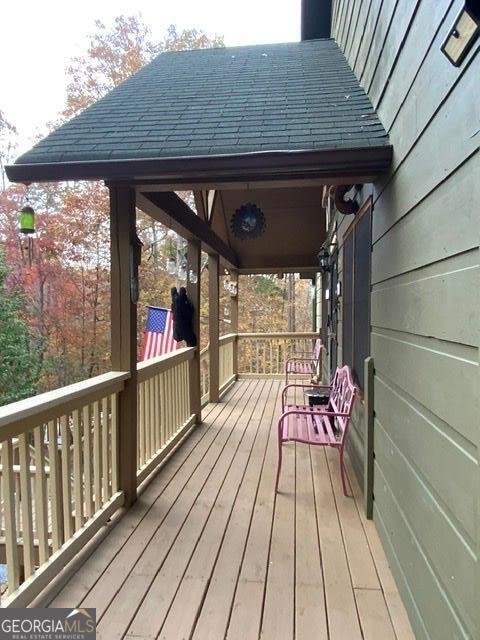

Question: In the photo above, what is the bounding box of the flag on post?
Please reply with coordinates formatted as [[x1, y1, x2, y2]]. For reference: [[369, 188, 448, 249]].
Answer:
[[141, 306, 180, 360]]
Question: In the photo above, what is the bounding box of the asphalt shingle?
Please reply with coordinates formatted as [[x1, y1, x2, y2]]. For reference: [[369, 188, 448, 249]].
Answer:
[[15, 39, 389, 166]]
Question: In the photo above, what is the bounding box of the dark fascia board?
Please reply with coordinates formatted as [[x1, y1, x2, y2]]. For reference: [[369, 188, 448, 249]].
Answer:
[[6, 146, 393, 185], [139, 191, 239, 268]]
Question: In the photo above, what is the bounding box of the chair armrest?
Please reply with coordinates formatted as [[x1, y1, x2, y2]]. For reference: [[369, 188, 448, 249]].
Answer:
[[285, 356, 315, 366]]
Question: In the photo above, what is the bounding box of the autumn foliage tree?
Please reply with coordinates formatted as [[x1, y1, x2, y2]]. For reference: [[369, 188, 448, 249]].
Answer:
[[0, 16, 224, 399]]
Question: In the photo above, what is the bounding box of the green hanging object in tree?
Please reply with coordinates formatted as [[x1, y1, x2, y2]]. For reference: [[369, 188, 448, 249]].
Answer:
[[19, 205, 35, 234]]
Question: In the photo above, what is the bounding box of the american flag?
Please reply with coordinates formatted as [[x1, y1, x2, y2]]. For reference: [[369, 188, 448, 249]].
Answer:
[[141, 306, 181, 360]]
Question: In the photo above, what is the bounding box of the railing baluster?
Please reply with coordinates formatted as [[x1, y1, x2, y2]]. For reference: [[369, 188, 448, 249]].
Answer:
[[144, 380, 151, 460], [159, 371, 166, 447], [170, 368, 175, 438], [82, 405, 93, 520], [18, 433, 35, 577], [3, 438, 20, 592], [175, 365, 180, 429], [60, 415, 73, 540], [72, 409, 84, 531], [34, 425, 49, 564], [102, 396, 110, 502], [47, 420, 63, 551], [111, 393, 119, 494], [93, 401, 102, 510], [156, 375, 160, 450], [184, 361, 189, 422], [149, 377, 155, 457], [138, 382, 143, 467]]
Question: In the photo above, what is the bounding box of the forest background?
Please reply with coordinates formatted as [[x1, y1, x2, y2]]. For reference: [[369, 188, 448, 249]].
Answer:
[[0, 15, 314, 406]]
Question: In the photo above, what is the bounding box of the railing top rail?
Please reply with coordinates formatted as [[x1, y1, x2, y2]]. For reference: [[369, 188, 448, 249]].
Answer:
[[237, 332, 321, 339], [219, 333, 237, 345], [0, 371, 129, 428], [0, 371, 129, 440], [137, 346, 195, 381]]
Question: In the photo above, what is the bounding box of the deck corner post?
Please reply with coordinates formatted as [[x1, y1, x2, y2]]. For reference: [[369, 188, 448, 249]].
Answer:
[[110, 184, 138, 507], [364, 356, 375, 519], [208, 253, 220, 403], [187, 238, 202, 423], [230, 271, 239, 380]]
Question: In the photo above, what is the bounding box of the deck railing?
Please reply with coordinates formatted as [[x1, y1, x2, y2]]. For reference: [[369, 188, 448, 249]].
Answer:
[[237, 332, 320, 376], [0, 371, 128, 605], [0, 333, 317, 606], [136, 347, 196, 485]]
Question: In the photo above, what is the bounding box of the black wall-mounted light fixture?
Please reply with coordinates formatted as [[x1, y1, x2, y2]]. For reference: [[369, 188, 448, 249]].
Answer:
[[318, 238, 338, 274], [318, 247, 331, 273], [441, 1, 479, 66]]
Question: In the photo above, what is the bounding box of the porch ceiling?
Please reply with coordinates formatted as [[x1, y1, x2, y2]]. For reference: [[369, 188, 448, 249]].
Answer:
[[6, 39, 391, 185], [138, 184, 326, 272], [211, 186, 326, 272]]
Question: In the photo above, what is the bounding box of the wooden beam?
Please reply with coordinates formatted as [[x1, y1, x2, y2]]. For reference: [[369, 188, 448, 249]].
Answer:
[[187, 239, 202, 423], [137, 191, 238, 268], [110, 184, 138, 507], [208, 253, 220, 403]]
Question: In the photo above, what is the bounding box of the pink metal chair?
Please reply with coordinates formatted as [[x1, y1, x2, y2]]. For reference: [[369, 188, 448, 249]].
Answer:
[[276, 366, 357, 496], [285, 338, 323, 383]]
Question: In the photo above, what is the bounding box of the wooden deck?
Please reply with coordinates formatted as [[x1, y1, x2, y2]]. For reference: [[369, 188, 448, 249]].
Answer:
[[44, 380, 414, 640]]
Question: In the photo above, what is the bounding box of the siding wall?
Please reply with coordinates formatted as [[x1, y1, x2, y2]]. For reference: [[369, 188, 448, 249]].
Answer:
[[331, 1, 479, 638]]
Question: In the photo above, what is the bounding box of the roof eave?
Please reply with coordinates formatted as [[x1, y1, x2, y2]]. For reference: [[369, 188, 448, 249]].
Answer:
[[6, 145, 393, 186]]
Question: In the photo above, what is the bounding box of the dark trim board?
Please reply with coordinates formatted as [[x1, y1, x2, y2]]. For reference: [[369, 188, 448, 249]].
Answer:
[[6, 146, 393, 185]]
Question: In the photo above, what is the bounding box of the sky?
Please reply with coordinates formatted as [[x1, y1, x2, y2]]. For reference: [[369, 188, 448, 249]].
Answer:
[[0, 0, 300, 156]]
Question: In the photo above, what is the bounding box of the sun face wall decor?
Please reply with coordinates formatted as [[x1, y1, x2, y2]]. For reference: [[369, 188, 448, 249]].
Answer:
[[230, 203, 266, 240]]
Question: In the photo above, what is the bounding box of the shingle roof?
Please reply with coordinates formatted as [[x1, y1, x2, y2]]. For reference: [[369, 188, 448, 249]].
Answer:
[[14, 39, 388, 168]]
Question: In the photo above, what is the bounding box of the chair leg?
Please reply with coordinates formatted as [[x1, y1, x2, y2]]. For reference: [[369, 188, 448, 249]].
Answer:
[[275, 425, 283, 493], [339, 448, 351, 497]]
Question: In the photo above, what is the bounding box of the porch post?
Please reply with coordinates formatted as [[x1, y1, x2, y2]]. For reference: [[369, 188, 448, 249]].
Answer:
[[187, 238, 201, 423], [230, 271, 239, 379], [208, 253, 220, 403], [110, 184, 138, 507]]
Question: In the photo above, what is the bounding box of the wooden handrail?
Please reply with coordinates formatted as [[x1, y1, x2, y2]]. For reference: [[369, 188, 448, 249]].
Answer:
[[0, 371, 129, 441], [137, 347, 195, 382], [219, 333, 237, 345]]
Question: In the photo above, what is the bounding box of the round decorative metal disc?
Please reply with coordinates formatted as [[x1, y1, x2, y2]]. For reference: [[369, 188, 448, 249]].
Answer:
[[230, 203, 266, 240]]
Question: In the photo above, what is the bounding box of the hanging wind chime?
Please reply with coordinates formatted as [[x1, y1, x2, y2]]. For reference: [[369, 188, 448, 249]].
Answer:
[[19, 186, 35, 267]]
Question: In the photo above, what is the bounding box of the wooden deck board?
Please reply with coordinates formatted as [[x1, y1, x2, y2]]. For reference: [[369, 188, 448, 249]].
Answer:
[[47, 380, 413, 640]]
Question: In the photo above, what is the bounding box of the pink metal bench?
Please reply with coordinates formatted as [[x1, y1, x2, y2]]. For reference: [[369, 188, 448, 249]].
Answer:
[[285, 338, 323, 383], [276, 366, 357, 496]]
